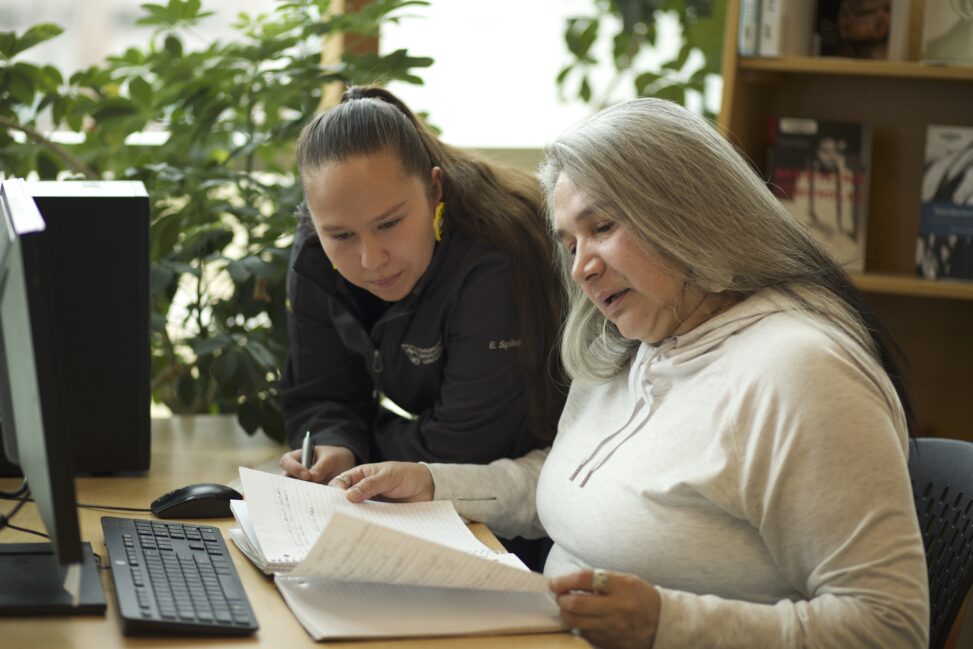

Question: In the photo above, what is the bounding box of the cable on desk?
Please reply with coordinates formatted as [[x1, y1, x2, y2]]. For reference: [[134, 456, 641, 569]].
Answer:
[[4, 520, 48, 539], [77, 503, 152, 513], [0, 497, 29, 534], [4, 492, 151, 514], [0, 493, 113, 569]]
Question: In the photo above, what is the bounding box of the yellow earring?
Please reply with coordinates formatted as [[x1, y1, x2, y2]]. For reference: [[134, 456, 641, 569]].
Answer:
[[433, 202, 445, 242]]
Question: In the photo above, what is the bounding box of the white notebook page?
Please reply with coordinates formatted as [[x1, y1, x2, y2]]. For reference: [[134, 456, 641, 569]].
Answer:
[[238, 467, 491, 565], [275, 577, 563, 640], [290, 512, 547, 591]]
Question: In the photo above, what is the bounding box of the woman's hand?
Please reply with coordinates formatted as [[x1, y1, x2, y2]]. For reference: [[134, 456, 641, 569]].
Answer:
[[279, 445, 355, 483], [549, 569, 661, 649], [327, 461, 435, 503]]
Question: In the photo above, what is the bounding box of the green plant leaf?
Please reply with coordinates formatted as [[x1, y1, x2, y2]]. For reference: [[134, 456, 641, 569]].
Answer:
[[210, 348, 241, 392], [10, 23, 64, 58], [35, 149, 62, 179], [0, 32, 16, 59], [65, 101, 86, 132], [151, 213, 184, 260], [343, 49, 433, 86], [565, 17, 599, 59], [91, 97, 142, 123], [579, 76, 592, 103], [150, 264, 176, 297], [237, 400, 261, 435], [150, 312, 168, 333], [244, 340, 278, 373], [165, 35, 183, 58], [137, 3, 171, 26], [634, 70, 661, 95], [38, 65, 63, 93], [8, 64, 36, 104], [612, 31, 637, 70], [256, 398, 285, 442], [179, 224, 234, 260], [226, 259, 252, 284], [192, 334, 233, 357], [176, 371, 198, 410], [128, 77, 153, 109], [239, 255, 276, 280], [654, 82, 686, 104]]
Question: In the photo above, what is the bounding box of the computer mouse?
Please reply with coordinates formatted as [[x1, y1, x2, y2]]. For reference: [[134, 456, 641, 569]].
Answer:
[[150, 483, 243, 519]]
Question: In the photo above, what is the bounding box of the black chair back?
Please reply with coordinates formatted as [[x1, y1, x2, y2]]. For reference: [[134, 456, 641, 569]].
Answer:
[[909, 437, 973, 649]]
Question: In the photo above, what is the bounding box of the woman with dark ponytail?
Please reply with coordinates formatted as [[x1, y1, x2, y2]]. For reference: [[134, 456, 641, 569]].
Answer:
[[278, 86, 565, 492]]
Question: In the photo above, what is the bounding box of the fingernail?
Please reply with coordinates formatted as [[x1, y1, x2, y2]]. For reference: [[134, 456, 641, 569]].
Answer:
[[347, 487, 361, 501]]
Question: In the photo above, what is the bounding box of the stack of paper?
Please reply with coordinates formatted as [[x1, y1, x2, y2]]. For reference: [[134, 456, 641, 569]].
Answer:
[[231, 468, 565, 640]]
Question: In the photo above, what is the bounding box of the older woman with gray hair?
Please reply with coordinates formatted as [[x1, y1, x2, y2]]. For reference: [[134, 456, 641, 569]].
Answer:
[[328, 98, 929, 649]]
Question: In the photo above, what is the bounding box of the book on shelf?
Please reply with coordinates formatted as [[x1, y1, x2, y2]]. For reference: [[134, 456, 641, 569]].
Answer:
[[916, 125, 973, 281], [230, 467, 564, 641], [739, 0, 762, 56], [758, 0, 816, 57], [768, 117, 872, 272], [815, 0, 911, 60], [922, 1, 973, 66]]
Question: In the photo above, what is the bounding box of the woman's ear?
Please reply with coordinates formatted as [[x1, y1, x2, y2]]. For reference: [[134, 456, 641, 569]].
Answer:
[[430, 166, 444, 204]]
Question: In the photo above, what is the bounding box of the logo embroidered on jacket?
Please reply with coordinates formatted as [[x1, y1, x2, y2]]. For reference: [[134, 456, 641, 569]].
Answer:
[[401, 340, 443, 365], [488, 338, 522, 350]]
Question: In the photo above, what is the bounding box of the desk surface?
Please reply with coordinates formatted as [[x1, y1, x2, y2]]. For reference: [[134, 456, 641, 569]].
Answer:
[[0, 416, 586, 649]]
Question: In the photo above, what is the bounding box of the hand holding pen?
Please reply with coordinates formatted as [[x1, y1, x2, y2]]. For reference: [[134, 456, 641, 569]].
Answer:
[[278, 432, 356, 483]]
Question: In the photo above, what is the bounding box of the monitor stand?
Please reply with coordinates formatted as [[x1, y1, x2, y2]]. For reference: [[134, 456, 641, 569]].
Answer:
[[0, 542, 106, 614]]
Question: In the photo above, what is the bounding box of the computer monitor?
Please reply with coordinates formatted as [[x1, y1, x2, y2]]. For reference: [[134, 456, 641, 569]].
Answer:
[[0, 179, 105, 614], [0, 179, 151, 476]]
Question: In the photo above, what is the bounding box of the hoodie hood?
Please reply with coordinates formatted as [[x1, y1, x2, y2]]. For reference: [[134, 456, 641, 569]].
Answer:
[[626, 290, 788, 401], [570, 289, 793, 487]]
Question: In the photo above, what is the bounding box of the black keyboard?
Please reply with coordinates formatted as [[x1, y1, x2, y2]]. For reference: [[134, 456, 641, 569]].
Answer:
[[101, 516, 258, 636]]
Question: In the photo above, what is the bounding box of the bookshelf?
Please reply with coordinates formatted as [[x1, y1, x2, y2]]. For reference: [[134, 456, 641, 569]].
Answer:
[[719, 0, 973, 441]]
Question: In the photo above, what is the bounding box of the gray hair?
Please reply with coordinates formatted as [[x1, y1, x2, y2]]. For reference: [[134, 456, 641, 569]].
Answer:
[[538, 98, 879, 385]]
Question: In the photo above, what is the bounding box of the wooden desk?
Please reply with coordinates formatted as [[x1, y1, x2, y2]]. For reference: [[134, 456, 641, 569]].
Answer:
[[0, 416, 586, 648]]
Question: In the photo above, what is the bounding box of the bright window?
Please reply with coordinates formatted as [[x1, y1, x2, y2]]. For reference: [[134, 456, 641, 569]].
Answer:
[[381, 0, 599, 148]]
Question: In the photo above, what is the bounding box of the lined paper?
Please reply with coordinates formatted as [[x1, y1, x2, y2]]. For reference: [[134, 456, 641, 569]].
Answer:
[[238, 467, 493, 567]]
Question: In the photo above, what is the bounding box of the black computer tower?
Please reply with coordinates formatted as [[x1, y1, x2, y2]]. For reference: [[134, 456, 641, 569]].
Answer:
[[0, 181, 151, 475]]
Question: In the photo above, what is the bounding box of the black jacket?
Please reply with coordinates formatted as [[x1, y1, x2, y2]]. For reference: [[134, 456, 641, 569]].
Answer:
[[279, 223, 537, 464]]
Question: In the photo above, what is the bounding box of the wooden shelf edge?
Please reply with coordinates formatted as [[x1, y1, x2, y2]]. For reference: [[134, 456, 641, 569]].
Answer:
[[851, 273, 973, 300], [739, 56, 973, 82]]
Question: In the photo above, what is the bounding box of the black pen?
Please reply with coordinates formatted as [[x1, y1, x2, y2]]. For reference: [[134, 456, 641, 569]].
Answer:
[[301, 431, 314, 470]]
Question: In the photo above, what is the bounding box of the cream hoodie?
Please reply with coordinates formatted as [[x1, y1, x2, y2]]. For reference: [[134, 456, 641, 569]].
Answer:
[[430, 289, 929, 648]]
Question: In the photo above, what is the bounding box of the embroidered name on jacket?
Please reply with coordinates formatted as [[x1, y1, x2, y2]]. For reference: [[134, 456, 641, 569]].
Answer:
[[401, 340, 443, 365]]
